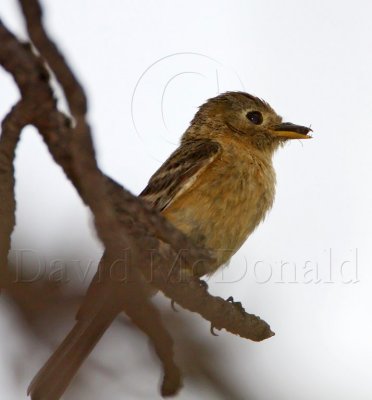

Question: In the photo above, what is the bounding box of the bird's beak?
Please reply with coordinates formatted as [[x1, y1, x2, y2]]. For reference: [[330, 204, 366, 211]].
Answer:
[[271, 122, 312, 140]]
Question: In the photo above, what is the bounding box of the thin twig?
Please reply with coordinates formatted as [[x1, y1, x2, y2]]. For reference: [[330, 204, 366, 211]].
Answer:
[[0, 101, 29, 287]]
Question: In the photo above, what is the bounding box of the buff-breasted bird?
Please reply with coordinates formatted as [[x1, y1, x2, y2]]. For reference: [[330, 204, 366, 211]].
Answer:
[[141, 91, 311, 274], [28, 91, 311, 400]]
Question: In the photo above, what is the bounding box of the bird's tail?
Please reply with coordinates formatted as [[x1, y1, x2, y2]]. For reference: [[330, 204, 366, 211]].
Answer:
[[28, 299, 118, 400]]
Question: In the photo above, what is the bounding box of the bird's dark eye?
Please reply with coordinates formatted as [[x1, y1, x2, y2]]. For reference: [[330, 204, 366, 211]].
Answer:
[[246, 111, 263, 125]]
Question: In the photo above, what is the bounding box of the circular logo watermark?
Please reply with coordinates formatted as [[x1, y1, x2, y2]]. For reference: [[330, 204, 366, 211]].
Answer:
[[131, 52, 245, 161]]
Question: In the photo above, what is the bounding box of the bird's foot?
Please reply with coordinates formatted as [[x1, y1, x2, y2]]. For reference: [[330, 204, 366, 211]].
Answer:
[[209, 296, 246, 335], [226, 296, 245, 314], [198, 279, 209, 290], [210, 323, 219, 336]]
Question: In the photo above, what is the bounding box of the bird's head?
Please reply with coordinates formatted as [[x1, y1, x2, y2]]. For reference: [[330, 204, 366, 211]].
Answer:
[[184, 91, 312, 151]]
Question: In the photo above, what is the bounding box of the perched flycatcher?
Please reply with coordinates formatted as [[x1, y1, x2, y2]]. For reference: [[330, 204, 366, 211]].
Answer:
[[141, 91, 311, 273], [28, 91, 311, 399]]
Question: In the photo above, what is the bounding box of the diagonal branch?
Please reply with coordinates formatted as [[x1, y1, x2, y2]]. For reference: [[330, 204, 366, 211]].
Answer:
[[19, 0, 87, 116], [13, 3, 184, 396], [0, 6, 273, 343], [1, 16, 182, 398], [0, 101, 29, 286], [0, 2, 274, 398]]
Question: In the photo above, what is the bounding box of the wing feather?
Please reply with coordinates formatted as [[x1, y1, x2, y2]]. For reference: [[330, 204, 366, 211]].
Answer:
[[140, 139, 221, 211]]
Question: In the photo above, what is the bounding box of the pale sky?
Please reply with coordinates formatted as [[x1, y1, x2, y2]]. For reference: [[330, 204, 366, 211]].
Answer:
[[1, 1, 372, 399]]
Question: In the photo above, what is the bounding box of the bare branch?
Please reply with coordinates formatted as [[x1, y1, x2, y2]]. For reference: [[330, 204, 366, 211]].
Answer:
[[0, 2, 275, 398], [19, 0, 87, 116], [1, 16, 182, 398], [0, 101, 28, 286], [0, 3, 273, 342], [18, 3, 183, 395]]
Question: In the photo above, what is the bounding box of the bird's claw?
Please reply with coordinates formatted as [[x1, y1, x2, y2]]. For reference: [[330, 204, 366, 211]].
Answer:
[[226, 296, 245, 314], [209, 296, 245, 336], [210, 323, 219, 336], [171, 299, 178, 312], [199, 279, 209, 290]]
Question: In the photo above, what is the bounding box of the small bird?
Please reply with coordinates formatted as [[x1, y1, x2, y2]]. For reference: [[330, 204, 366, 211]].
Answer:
[[141, 91, 311, 274], [28, 91, 311, 399]]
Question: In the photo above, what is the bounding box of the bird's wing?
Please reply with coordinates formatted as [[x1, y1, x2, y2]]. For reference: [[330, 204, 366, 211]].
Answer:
[[140, 139, 221, 211]]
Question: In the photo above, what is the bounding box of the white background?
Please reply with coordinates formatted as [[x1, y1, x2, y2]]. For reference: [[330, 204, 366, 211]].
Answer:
[[1, 1, 372, 399]]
